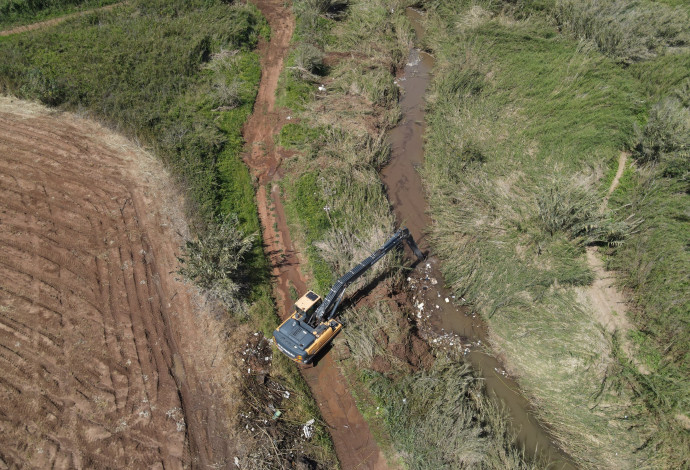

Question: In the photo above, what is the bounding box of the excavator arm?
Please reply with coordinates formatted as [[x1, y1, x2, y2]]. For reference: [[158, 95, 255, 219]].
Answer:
[[273, 227, 424, 364], [313, 227, 424, 323]]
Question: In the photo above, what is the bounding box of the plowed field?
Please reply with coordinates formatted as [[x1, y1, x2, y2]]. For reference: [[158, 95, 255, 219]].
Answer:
[[0, 98, 235, 469]]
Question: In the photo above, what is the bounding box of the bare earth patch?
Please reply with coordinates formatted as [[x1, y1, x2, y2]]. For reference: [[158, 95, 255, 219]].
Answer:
[[0, 97, 240, 468]]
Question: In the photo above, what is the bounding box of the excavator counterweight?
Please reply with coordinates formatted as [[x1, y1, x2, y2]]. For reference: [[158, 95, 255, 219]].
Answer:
[[273, 228, 424, 364]]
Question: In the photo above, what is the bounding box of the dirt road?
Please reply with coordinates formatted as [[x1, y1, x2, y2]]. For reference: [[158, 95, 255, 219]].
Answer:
[[0, 97, 236, 468], [244, 1, 390, 468]]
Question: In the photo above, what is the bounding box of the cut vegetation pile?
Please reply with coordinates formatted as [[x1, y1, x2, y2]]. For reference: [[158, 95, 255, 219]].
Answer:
[[275, 0, 540, 468], [0, 1, 336, 467], [419, 0, 689, 468]]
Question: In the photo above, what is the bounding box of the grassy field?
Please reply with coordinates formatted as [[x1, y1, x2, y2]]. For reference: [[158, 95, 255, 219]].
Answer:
[[0, 1, 337, 467], [419, 0, 689, 468], [0, 0, 121, 29], [275, 1, 541, 468]]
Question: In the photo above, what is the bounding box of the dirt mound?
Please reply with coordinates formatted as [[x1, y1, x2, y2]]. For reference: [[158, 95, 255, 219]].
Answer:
[[0, 97, 236, 468]]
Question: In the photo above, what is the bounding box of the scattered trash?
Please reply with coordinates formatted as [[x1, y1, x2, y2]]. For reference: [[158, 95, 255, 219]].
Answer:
[[283, 391, 290, 399], [303, 419, 315, 439], [445, 297, 449, 303]]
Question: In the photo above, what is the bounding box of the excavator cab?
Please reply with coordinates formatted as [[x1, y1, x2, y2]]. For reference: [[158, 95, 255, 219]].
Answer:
[[273, 291, 343, 364], [273, 228, 424, 364]]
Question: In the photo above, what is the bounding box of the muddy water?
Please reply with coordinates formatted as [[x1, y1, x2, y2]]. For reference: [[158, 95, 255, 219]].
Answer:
[[381, 9, 575, 469]]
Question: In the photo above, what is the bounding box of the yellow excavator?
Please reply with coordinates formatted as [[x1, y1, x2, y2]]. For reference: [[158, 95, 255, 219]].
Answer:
[[273, 227, 424, 364]]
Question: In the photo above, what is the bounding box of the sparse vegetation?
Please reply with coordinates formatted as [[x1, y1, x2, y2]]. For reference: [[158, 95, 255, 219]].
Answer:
[[420, 0, 689, 468]]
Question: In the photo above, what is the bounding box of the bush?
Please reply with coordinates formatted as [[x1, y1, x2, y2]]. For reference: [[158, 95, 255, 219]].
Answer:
[[177, 214, 255, 314], [292, 43, 325, 78], [20, 67, 66, 105]]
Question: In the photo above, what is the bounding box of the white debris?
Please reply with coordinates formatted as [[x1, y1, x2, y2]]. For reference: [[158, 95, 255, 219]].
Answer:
[[283, 391, 290, 399], [445, 298, 449, 303], [318, 85, 326, 92], [303, 419, 315, 439], [235, 456, 240, 467], [286, 115, 292, 120], [426, 263, 431, 269], [430, 278, 438, 285]]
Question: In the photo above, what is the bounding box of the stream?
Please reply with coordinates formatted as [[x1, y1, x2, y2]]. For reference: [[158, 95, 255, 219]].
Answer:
[[381, 8, 576, 469]]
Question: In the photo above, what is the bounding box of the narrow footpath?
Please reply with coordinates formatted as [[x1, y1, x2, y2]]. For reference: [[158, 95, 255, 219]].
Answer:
[[0, 2, 125, 37], [243, 1, 389, 468]]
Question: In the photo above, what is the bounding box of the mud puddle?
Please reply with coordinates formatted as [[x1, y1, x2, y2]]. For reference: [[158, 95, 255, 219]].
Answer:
[[381, 8, 576, 469]]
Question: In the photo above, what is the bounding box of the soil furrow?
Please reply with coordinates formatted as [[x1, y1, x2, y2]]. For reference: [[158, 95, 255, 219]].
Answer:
[[0, 97, 232, 468]]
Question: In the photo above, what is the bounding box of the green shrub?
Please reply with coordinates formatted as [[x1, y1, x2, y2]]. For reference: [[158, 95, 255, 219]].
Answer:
[[293, 42, 326, 78], [19, 67, 66, 105], [278, 122, 325, 149], [177, 214, 255, 314]]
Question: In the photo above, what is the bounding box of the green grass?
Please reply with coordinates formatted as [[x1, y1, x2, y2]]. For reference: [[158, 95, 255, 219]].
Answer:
[[0, 0, 121, 29], [420, 1, 689, 468]]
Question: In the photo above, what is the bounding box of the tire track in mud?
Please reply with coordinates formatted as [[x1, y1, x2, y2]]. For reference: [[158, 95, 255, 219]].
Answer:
[[244, 1, 390, 469], [0, 98, 235, 469]]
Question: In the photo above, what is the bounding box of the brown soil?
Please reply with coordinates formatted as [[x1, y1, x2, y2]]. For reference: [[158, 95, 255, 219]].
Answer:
[[0, 2, 125, 37], [0, 97, 237, 468], [244, 1, 390, 468]]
